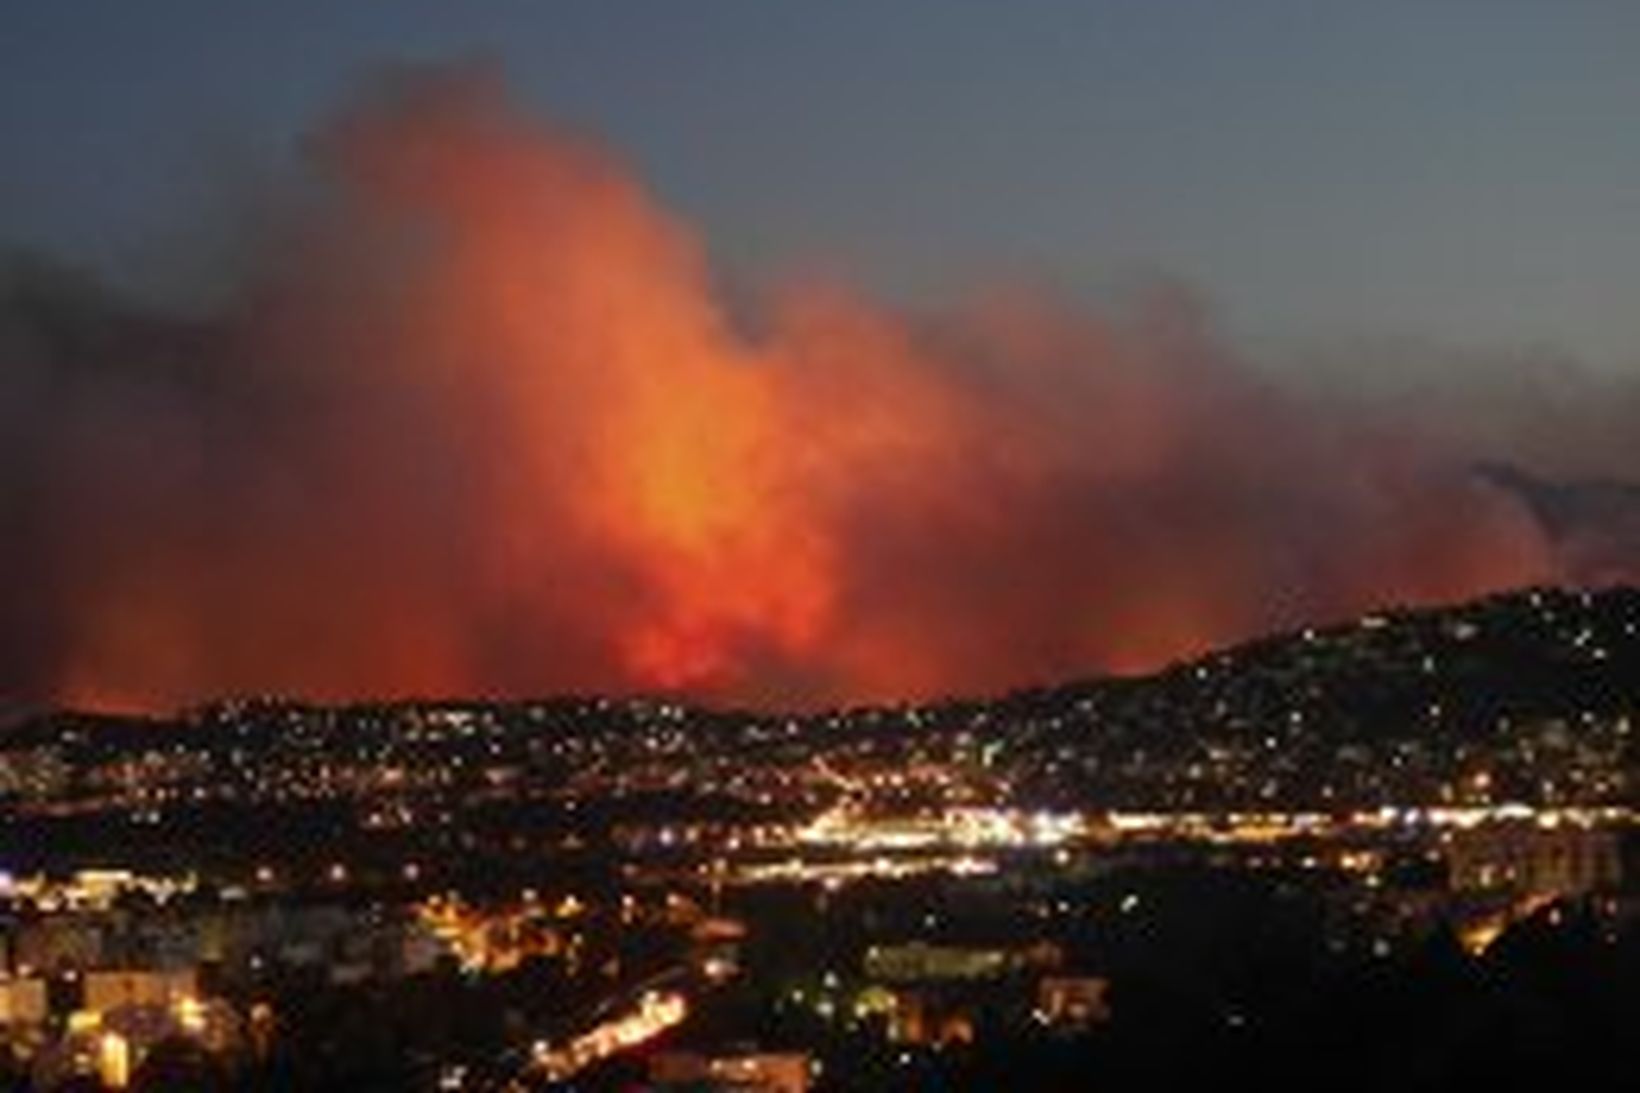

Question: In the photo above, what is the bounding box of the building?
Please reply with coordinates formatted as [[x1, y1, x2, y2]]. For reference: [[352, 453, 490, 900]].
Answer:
[[0, 978, 47, 1026], [82, 969, 197, 1015], [1036, 976, 1111, 1029], [862, 942, 1008, 982], [650, 1050, 811, 1093], [1446, 823, 1622, 896], [12, 917, 104, 974], [862, 939, 1061, 982]]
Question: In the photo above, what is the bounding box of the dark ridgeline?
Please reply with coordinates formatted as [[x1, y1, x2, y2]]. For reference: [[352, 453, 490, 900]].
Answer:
[[0, 585, 1634, 1092], [3, 584, 1635, 837]]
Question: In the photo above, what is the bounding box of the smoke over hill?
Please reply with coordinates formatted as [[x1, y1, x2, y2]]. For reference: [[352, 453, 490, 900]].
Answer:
[[3, 65, 1635, 712]]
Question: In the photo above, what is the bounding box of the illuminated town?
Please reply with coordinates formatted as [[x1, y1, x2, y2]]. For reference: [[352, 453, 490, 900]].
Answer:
[[0, 587, 1632, 1089], [8, 2, 1640, 1086]]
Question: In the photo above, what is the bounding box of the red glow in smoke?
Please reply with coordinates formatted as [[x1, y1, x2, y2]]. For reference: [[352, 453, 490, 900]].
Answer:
[[44, 68, 1555, 712]]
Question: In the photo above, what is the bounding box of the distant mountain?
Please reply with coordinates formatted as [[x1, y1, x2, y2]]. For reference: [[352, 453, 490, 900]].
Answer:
[[4, 585, 1636, 812], [980, 584, 1638, 807], [1024, 583, 1640, 736]]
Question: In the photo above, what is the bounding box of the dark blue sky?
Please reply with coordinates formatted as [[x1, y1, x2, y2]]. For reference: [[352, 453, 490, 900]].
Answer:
[[4, 1, 1638, 366]]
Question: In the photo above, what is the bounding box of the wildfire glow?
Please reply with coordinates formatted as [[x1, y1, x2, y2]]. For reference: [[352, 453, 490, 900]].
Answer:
[[16, 65, 1557, 712]]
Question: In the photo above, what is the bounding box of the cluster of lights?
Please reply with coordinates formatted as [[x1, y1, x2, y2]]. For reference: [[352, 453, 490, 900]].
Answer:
[[0, 869, 197, 913], [532, 989, 688, 1081], [798, 804, 1085, 851], [715, 854, 998, 888]]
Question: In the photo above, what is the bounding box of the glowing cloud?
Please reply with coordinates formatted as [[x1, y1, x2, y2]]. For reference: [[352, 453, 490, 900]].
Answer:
[[0, 66, 1578, 712]]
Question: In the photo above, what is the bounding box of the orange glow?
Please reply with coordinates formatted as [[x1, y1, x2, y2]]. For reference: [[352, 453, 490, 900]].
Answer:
[[40, 67, 1556, 712]]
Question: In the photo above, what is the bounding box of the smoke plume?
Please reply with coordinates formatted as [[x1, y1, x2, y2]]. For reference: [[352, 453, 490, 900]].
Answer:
[[4, 65, 1629, 712]]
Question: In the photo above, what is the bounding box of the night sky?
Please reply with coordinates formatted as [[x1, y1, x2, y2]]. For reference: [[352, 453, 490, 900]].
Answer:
[[5, 2, 1639, 366]]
